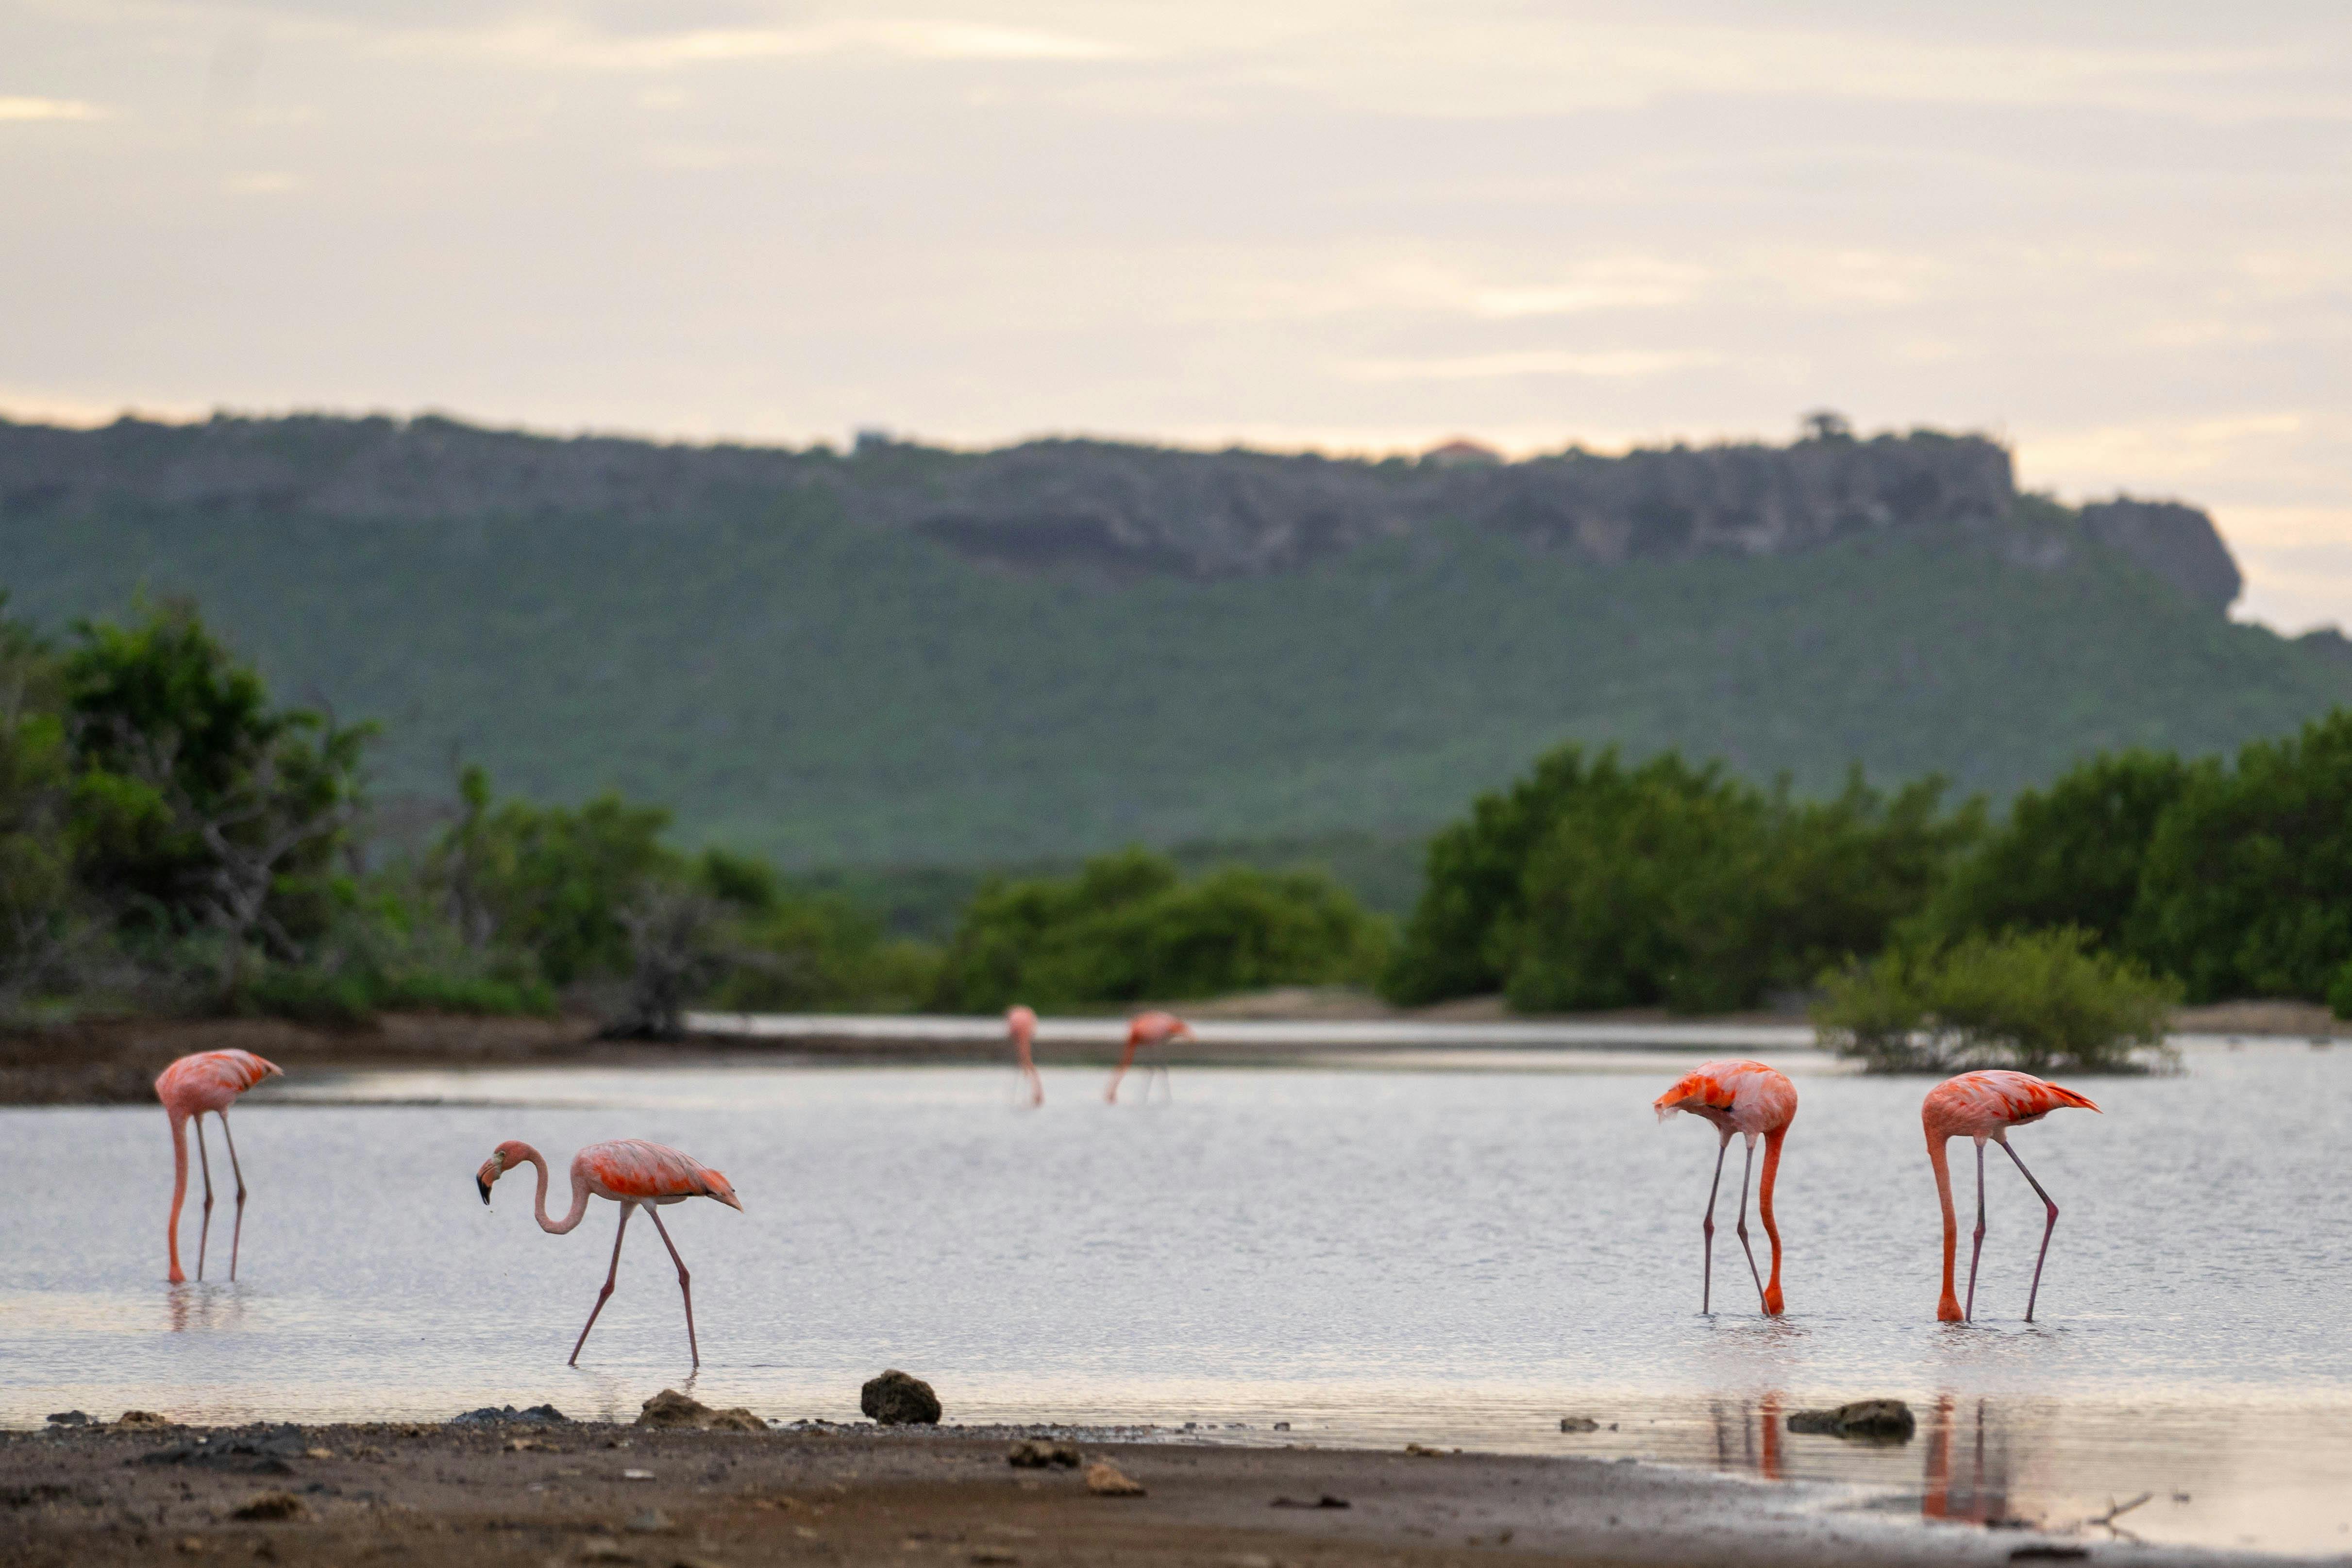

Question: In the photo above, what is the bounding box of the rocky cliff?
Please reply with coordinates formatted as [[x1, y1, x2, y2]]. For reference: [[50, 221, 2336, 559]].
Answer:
[[0, 412, 2241, 609]]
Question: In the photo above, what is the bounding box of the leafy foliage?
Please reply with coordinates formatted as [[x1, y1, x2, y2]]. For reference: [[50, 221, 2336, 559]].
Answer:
[[1814, 928, 2179, 1073], [2131, 711, 2352, 1002], [1386, 745, 1977, 1013], [931, 847, 1392, 1012]]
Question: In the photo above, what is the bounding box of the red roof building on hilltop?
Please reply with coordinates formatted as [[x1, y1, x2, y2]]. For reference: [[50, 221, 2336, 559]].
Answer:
[[1422, 438, 1503, 468]]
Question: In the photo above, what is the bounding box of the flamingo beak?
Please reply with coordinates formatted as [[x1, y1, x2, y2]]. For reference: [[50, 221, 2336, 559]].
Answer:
[[477, 1176, 493, 1205]]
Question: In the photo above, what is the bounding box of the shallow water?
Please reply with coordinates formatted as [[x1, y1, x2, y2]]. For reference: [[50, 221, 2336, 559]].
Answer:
[[4, 1044, 2349, 1554]]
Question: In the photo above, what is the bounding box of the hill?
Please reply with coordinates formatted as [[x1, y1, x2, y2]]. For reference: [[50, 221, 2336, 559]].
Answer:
[[2, 413, 2345, 877]]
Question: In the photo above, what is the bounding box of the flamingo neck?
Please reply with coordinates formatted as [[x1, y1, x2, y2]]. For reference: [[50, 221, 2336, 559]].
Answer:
[[514, 1146, 590, 1234], [1927, 1131, 1962, 1320], [167, 1110, 190, 1281], [1757, 1126, 1786, 1315]]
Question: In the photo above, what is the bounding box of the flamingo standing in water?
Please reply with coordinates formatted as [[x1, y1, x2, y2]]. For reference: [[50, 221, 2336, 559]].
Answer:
[[1654, 1060, 1797, 1315], [1105, 1010, 1193, 1103], [1923, 1070, 2099, 1323], [1007, 1005, 1043, 1107], [476, 1138, 742, 1367], [157, 1049, 283, 1284]]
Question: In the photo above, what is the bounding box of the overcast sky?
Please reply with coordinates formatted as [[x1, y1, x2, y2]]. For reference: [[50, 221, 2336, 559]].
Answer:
[[4, 1, 2348, 629]]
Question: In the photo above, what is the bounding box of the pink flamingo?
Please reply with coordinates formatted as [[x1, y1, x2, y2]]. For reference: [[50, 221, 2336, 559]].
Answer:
[[1654, 1060, 1797, 1315], [476, 1138, 742, 1367], [1924, 1070, 2099, 1323], [1007, 1004, 1043, 1107], [156, 1049, 283, 1284], [1105, 1010, 1193, 1103]]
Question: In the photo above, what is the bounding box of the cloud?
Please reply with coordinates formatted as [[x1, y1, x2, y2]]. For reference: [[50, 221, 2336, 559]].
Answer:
[[0, 96, 105, 121], [391, 16, 1134, 72], [1342, 349, 1717, 382]]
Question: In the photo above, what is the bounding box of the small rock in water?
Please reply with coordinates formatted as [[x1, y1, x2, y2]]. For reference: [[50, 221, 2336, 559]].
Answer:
[[45, 1411, 89, 1427], [1271, 1422, 1291, 1432], [230, 1491, 309, 1521], [1007, 1439, 1081, 1469], [1559, 1416, 1599, 1433], [860, 1369, 942, 1427], [624, 1507, 674, 1534], [1084, 1461, 1146, 1497], [117, 1411, 172, 1428], [1786, 1399, 1915, 1441]]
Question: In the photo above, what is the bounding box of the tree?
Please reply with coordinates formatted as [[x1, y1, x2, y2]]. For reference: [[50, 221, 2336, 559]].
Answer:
[[62, 601, 371, 998], [0, 598, 80, 1010], [2132, 710, 2352, 1001], [1929, 749, 2191, 950]]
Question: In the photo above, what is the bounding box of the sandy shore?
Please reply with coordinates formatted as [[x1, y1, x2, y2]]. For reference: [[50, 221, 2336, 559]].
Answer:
[[0, 1412, 2283, 1568], [2, 995, 2339, 1106]]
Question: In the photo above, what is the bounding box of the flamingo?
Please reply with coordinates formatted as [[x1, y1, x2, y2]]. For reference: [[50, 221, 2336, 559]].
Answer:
[[156, 1049, 283, 1284], [1653, 1060, 1797, 1315], [476, 1138, 742, 1367], [1105, 1010, 1193, 1103], [1923, 1070, 2099, 1323], [1007, 1004, 1043, 1107]]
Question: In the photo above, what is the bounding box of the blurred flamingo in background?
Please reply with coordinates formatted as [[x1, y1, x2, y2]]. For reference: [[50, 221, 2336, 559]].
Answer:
[[1923, 1070, 2099, 1323], [476, 1138, 742, 1367], [1105, 1010, 1193, 1103], [1006, 1004, 1043, 1107], [157, 1049, 283, 1284], [1654, 1060, 1798, 1315]]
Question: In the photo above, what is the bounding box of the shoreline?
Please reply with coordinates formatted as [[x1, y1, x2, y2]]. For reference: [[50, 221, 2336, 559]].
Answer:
[[3, 997, 2340, 1106], [0, 1412, 2284, 1568]]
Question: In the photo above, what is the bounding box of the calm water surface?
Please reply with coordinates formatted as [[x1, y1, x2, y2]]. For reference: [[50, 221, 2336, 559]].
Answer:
[[4, 1043, 2348, 1555]]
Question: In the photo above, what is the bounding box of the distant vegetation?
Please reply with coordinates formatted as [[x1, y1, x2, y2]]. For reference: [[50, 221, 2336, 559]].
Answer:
[[928, 848, 1391, 1013], [4, 414, 2348, 872]]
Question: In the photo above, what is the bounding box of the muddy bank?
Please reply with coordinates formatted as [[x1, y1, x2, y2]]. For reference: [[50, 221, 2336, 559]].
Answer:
[[0, 1414, 2261, 1568]]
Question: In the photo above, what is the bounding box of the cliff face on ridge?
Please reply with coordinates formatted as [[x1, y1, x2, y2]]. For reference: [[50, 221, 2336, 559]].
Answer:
[[0, 414, 2237, 610]]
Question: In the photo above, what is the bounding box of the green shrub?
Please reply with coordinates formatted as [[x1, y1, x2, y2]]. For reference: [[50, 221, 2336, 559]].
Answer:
[[931, 847, 1391, 1012], [1813, 927, 2179, 1073], [2132, 710, 2352, 1002], [1386, 744, 1976, 1014]]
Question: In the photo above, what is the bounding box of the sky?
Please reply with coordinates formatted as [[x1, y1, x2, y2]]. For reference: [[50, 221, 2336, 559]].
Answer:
[[3, 0, 2348, 630]]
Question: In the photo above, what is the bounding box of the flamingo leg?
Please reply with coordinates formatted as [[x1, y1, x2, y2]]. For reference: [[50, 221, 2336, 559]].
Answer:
[[1105, 1041, 1137, 1103], [645, 1207, 700, 1369], [1733, 1137, 1767, 1310], [1699, 1132, 1730, 1315], [219, 1111, 249, 1282], [570, 1202, 634, 1366], [1998, 1140, 2061, 1322], [193, 1113, 216, 1283], [1964, 1140, 1987, 1321]]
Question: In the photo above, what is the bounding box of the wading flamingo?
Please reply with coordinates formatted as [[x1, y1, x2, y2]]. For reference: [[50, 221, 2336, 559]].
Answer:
[[1924, 1070, 2099, 1323], [1007, 1004, 1043, 1107], [157, 1049, 283, 1284], [1654, 1060, 1797, 1315], [1105, 1010, 1193, 1103], [476, 1138, 742, 1367]]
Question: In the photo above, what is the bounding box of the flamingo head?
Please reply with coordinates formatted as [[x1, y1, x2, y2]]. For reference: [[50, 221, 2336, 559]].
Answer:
[[476, 1140, 532, 1205], [700, 1168, 744, 1212], [1170, 1020, 1196, 1042]]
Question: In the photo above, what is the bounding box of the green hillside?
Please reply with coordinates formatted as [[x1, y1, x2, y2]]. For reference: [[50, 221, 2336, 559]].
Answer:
[[3, 430, 2347, 876]]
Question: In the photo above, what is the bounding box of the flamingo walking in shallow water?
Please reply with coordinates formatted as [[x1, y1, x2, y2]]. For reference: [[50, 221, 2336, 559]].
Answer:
[[1007, 1005, 1043, 1107], [157, 1049, 283, 1284], [1105, 1010, 1193, 1103], [476, 1138, 742, 1367], [1654, 1060, 1797, 1315], [1923, 1070, 2099, 1323]]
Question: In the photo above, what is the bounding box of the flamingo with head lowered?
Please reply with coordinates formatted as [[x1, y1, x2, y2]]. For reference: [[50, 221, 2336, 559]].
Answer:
[[157, 1049, 284, 1283], [476, 1138, 742, 1367], [1105, 1010, 1193, 1103], [1007, 1004, 1043, 1107], [1923, 1070, 2099, 1323], [1654, 1060, 1797, 1315]]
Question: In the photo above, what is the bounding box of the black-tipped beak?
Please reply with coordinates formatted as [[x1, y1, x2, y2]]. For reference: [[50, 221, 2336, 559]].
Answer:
[[477, 1178, 492, 1206]]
